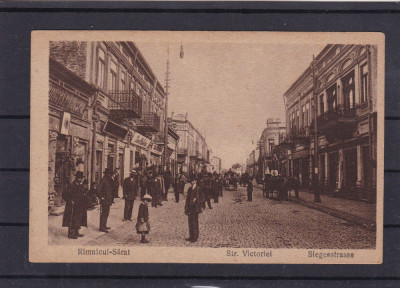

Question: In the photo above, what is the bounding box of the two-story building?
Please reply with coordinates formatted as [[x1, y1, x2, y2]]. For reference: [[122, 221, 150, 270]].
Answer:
[[48, 41, 175, 209], [281, 44, 378, 201]]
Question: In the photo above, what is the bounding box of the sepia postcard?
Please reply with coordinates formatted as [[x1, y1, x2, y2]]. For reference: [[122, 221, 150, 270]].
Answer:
[[30, 31, 384, 264]]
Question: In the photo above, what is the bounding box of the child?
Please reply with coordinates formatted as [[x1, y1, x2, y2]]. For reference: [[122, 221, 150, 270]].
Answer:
[[136, 194, 152, 243]]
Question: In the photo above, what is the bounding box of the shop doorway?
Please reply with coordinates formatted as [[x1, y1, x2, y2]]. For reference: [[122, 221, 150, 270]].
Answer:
[[344, 148, 357, 197], [328, 152, 339, 194], [119, 153, 124, 184], [95, 150, 102, 185], [361, 145, 371, 200]]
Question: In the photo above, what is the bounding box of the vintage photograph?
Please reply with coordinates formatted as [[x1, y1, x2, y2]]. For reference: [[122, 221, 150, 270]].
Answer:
[[30, 31, 384, 263]]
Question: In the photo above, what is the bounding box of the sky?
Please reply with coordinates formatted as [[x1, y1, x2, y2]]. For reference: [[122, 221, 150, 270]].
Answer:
[[136, 41, 325, 169]]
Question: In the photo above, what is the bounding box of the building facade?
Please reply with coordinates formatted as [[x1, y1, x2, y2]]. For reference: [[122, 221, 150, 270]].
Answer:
[[281, 44, 378, 201], [49, 41, 178, 210]]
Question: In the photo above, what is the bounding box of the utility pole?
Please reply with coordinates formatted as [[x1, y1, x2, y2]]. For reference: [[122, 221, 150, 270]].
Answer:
[[163, 44, 170, 173], [312, 55, 322, 203]]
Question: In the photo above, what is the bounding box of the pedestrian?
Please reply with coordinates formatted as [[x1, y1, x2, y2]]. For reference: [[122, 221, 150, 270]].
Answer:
[[87, 181, 98, 210], [62, 171, 88, 239], [147, 171, 157, 208], [247, 177, 253, 202], [211, 173, 219, 203], [97, 168, 114, 232], [180, 173, 186, 194], [135, 194, 152, 243], [123, 169, 139, 221], [201, 173, 213, 209], [164, 170, 171, 201], [174, 176, 180, 203], [185, 177, 204, 243], [139, 170, 147, 199], [218, 174, 224, 197], [112, 168, 120, 202], [152, 172, 163, 207]]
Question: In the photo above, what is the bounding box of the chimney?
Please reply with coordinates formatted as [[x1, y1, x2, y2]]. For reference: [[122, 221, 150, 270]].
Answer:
[[185, 112, 188, 121], [171, 111, 174, 119]]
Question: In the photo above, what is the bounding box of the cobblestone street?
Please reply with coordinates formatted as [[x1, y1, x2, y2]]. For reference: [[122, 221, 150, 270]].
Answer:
[[88, 185, 376, 249]]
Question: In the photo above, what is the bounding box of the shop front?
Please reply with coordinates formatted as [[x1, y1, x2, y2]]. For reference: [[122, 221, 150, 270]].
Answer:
[[48, 59, 94, 212]]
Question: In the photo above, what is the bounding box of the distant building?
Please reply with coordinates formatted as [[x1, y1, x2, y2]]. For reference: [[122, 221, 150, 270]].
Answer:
[[171, 113, 215, 178]]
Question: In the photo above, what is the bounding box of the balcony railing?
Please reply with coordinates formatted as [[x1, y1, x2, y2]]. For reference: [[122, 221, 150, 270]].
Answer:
[[137, 112, 161, 133], [317, 105, 358, 141], [318, 105, 357, 124], [177, 148, 188, 155], [108, 90, 142, 119]]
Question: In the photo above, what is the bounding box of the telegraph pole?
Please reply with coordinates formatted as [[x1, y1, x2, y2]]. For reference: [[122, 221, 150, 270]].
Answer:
[[163, 44, 170, 173], [312, 55, 322, 203]]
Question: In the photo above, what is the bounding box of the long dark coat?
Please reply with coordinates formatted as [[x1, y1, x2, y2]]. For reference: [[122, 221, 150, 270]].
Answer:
[[62, 181, 88, 228], [185, 185, 204, 214], [98, 175, 114, 206], [211, 178, 219, 197], [123, 176, 139, 200], [112, 175, 119, 198]]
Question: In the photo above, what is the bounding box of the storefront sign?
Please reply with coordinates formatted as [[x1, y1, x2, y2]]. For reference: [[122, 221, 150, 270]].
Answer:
[[151, 144, 164, 155], [49, 82, 88, 117], [131, 132, 151, 149], [60, 112, 71, 135]]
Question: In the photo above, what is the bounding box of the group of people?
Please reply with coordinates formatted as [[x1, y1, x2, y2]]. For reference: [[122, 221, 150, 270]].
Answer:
[[61, 166, 177, 243], [61, 167, 251, 245]]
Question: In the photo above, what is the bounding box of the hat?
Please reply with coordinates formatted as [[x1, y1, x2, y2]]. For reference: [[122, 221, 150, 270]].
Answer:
[[104, 168, 113, 175], [130, 169, 137, 175], [142, 194, 152, 201], [75, 171, 84, 179]]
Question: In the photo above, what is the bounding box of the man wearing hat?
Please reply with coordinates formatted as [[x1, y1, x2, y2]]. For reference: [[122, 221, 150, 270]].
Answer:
[[185, 177, 204, 243], [62, 171, 88, 239], [97, 168, 114, 232], [123, 169, 139, 221]]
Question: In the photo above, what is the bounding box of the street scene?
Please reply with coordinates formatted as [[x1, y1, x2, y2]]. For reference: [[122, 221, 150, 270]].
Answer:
[[46, 38, 378, 249]]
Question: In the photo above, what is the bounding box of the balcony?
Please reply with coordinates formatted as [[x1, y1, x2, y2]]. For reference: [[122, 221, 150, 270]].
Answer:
[[137, 112, 161, 133], [108, 90, 142, 119], [290, 127, 311, 146], [317, 105, 357, 142], [177, 148, 188, 156]]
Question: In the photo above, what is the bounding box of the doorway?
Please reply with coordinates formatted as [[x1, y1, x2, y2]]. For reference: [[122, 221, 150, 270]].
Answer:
[[328, 152, 339, 194], [95, 150, 102, 185], [119, 153, 124, 184]]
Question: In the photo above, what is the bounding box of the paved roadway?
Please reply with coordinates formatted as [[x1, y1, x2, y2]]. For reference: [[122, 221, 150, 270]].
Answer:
[[88, 184, 375, 248]]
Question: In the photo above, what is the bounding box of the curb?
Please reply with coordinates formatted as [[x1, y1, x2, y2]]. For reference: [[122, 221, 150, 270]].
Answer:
[[291, 198, 376, 231]]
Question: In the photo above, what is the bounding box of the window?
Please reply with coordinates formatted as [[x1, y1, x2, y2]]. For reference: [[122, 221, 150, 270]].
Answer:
[[326, 84, 337, 112], [129, 80, 135, 92], [305, 102, 310, 126], [361, 63, 368, 104], [319, 94, 325, 115], [301, 105, 305, 128], [296, 110, 300, 130], [97, 49, 105, 88], [268, 139, 275, 154], [109, 61, 117, 91], [120, 69, 126, 90], [342, 70, 355, 110]]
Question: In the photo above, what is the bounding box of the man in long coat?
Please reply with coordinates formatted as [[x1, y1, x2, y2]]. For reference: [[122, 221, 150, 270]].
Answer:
[[185, 177, 204, 243], [123, 169, 139, 221], [98, 168, 114, 232], [211, 173, 219, 203], [201, 173, 213, 209], [112, 168, 120, 201], [62, 171, 88, 239], [164, 171, 171, 201]]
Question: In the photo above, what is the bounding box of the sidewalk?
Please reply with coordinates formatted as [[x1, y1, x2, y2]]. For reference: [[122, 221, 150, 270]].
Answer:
[[291, 189, 376, 230], [48, 196, 134, 246]]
